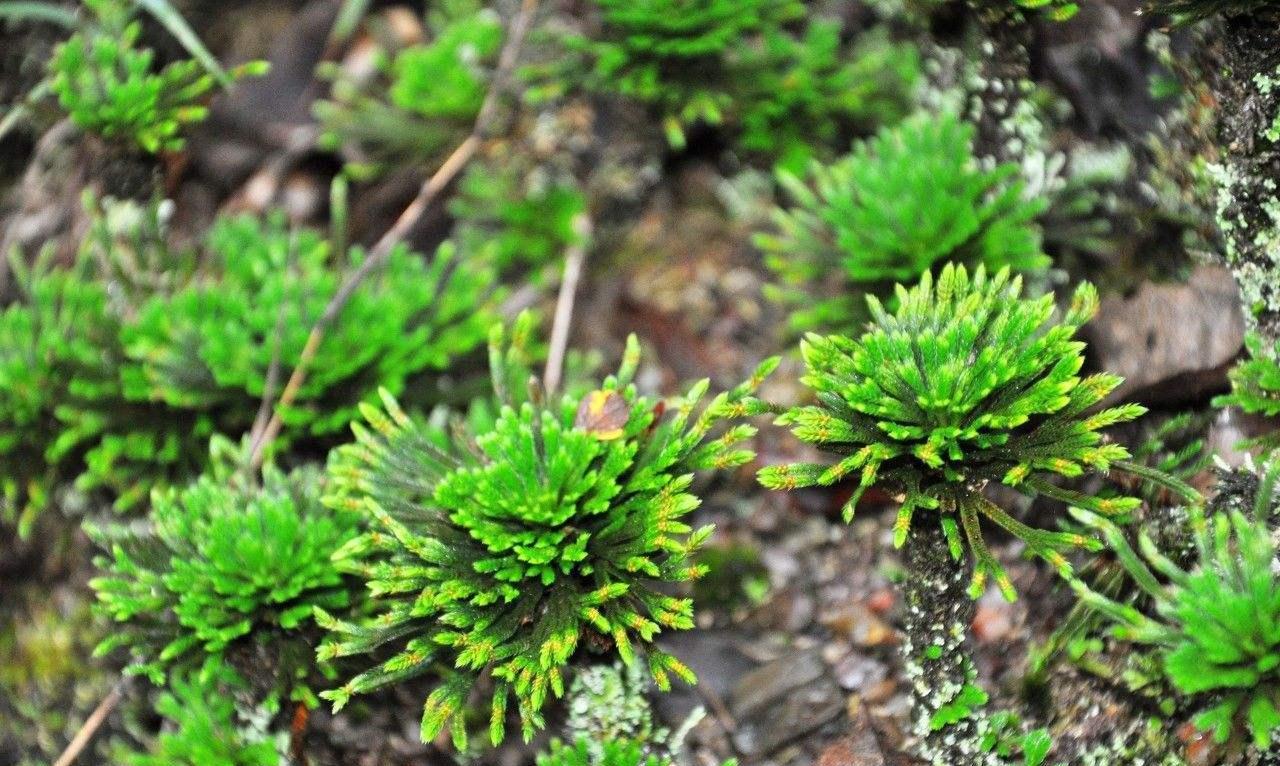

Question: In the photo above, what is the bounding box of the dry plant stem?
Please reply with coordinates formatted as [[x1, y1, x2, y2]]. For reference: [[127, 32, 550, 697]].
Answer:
[[248, 0, 541, 470], [245, 281, 290, 471], [52, 679, 124, 766], [693, 677, 738, 735], [543, 212, 592, 396]]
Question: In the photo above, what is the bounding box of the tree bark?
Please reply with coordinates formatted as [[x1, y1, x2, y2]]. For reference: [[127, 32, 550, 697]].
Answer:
[[1204, 16, 1280, 340]]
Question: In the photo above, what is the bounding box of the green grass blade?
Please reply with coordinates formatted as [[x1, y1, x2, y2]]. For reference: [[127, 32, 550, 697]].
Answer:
[[0, 1, 78, 28], [134, 0, 230, 86]]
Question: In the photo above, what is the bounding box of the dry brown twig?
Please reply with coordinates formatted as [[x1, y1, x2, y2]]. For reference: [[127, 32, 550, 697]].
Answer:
[[51, 679, 125, 766], [247, 0, 542, 469], [543, 212, 593, 396]]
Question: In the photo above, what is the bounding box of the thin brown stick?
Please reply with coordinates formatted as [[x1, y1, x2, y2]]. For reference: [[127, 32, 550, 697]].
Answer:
[[694, 680, 738, 735], [246, 271, 291, 470], [543, 212, 592, 396], [52, 679, 124, 766], [248, 0, 540, 470]]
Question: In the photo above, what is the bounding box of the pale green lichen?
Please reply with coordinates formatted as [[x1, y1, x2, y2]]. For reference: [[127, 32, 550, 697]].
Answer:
[[1209, 159, 1280, 323], [1255, 67, 1280, 143], [563, 663, 657, 753]]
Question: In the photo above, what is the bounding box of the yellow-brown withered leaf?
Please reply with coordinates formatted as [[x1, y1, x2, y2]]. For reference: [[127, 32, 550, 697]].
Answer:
[[574, 390, 628, 440]]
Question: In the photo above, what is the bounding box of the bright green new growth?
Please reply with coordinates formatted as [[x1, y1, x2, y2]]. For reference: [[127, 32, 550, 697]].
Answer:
[[759, 263, 1146, 600], [89, 455, 357, 684], [119, 661, 278, 766], [1213, 332, 1280, 419], [1071, 479, 1280, 748], [1013, 0, 1080, 20], [571, 0, 803, 147], [123, 211, 494, 437], [1146, 0, 1279, 22], [319, 313, 776, 746], [47, 0, 260, 153], [758, 112, 1048, 334], [734, 23, 920, 172]]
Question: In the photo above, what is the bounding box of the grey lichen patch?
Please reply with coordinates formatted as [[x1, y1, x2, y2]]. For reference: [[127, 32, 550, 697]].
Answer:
[[902, 521, 1004, 766], [1077, 728, 1188, 766]]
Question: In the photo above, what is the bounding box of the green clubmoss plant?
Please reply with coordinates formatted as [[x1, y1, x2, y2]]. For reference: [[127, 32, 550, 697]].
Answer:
[[122, 210, 494, 438], [1027, 413, 1212, 683], [757, 263, 1189, 764], [118, 661, 279, 766], [1, 194, 496, 530], [757, 112, 1048, 335], [734, 23, 920, 172], [89, 445, 358, 688], [449, 161, 588, 275], [314, 7, 501, 178], [48, 0, 263, 153], [318, 312, 776, 747], [0, 247, 209, 531], [1214, 334, 1280, 446], [1071, 461, 1280, 751], [568, 0, 803, 148], [759, 262, 1154, 594]]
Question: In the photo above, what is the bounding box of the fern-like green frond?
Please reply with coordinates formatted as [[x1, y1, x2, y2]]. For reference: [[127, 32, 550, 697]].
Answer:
[[314, 6, 501, 177], [734, 23, 920, 172], [1214, 332, 1280, 420], [122, 211, 495, 437], [568, 0, 803, 147], [0, 250, 210, 528]]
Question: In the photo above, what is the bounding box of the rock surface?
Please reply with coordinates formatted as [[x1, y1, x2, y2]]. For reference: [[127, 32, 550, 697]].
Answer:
[[1084, 266, 1244, 405]]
